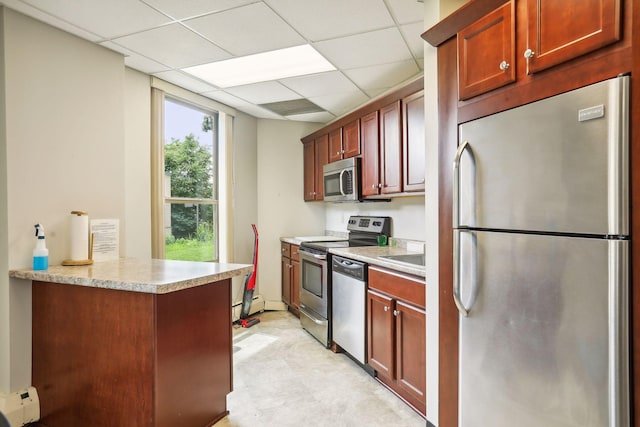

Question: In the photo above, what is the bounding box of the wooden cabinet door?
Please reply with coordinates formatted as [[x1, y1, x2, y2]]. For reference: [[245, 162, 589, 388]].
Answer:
[[525, 0, 621, 74], [281, 257, 291, 305], [403, 91, 425, 192], [395, 300, 426, 414], [361, 111, 380, 197], [367, 289, 395, 380], [291, 259, 300, 311], [457, 1, 515, 100], [314, 135, 329, 200], [380, 101, 402, 194], [342, 119, 361, 159], [328, 128, 343, 163], [303, 141, 316, 201]]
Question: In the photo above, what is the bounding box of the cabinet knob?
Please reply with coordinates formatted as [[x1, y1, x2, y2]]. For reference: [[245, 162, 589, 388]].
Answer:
[[336, 151, 341, 155], [384, 306, 389, 312], [524, 49, 535, 59], [378, 183, 382, 189], [499, 60, 510, 71], [393, 309, 399, 316], [371, 184, 376, 189], [341, 150, 345, 154]]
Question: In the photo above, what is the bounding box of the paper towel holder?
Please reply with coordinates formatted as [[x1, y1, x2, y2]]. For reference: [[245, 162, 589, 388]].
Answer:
[[62, 210, 94, 266]]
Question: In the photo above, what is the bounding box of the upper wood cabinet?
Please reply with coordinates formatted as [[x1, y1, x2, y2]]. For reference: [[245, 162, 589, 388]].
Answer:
[[524, 0, 621, 74], [456, 0, 622, 100], [402, 91, 425, 192], [342, 119, 361, 159], [329, 120, 361, 163], [380, 101, 402, 194], [361, 111, 380, 197], [328, 128, 343, 163], [303, 135, 328, 201], [458, 1, 515, 100], [301, 78, 424, 200]]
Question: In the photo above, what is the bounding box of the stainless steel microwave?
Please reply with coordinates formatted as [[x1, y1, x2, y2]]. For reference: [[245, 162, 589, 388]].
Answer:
[[323, 157, 361, 202]]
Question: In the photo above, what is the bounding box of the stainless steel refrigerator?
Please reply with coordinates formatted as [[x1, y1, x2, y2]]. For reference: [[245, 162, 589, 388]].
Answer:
[[453, 75, 629, 427]]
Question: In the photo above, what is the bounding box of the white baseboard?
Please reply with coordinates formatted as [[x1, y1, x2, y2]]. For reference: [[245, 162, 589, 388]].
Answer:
[[264, 300, 287, 311]]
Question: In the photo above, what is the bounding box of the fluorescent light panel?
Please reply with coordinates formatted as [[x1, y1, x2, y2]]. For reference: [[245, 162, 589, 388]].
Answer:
[[182, 45, 336, 88]]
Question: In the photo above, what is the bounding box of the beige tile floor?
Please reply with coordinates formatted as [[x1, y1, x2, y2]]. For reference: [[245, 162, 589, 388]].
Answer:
[[215, 310, 425, 427]]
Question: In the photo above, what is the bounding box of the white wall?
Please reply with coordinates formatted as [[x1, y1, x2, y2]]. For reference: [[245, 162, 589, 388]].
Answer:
[[325, 197, 425, 239], [0, 8, 126, 391], [230, 111, 258, 304], [256, 119, 323, 306], [124, 68, 152, 259]]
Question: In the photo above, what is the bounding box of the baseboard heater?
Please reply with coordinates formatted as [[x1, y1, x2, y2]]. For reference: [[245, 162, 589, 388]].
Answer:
[[232, 294, 265, 320]]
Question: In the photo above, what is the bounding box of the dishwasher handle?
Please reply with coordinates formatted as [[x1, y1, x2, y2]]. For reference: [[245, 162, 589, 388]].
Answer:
[[332, 256, 366, 281]]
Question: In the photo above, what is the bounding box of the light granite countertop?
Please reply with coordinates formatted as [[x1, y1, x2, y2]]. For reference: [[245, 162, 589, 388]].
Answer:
[[9, 258, 253, 294], [329, 246, 426, 278]]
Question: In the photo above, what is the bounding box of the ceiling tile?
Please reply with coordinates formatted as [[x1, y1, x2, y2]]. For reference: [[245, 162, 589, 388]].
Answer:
[[280, 71, 361, 98], [141, 0, 256, 20], [265, 0, 394, 41], [184, 2, 305, 56], [225, 81, 302, 104], [2, 0, 104, 41], [314, 27, 412, 70], [153, 70, 218, 93], [202, 91, 285, 119], [111, 23, 231, 68], [100, 41, 171, 74], [385, 0, 424, 24], [287, 111, 336, 123], [309, 91, 370, 117], [20, 0, 172, 39], [400, 21, 425, 59], [343, 60, 420, 91]]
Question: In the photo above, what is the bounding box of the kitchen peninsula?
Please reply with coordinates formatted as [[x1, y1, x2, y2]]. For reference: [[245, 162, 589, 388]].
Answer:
[[9, 258, 253, 427]]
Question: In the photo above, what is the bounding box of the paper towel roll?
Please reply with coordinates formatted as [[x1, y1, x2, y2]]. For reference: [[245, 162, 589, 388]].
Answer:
[[70, 211, 89, 261]]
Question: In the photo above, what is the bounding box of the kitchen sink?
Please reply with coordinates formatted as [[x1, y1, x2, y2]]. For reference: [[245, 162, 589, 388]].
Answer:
[[378, 253, 425, 267]]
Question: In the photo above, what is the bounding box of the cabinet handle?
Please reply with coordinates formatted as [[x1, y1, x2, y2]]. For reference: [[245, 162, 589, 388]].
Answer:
[[524, 49, 535, 59], [378, 183, 382, 189], [499, 60, 509, 71]]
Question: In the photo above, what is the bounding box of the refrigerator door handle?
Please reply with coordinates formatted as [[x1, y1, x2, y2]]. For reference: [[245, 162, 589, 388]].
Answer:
[[608, 240, 629, 427], [452, 140, 470, 228], [453, 229, 469, 317]]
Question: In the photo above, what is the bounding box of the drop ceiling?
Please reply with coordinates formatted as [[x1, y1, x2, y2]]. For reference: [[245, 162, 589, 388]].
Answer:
[[0, 0, 425, 123]]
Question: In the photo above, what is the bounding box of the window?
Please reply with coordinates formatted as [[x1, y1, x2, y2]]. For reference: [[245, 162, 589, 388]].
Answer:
[[151, 82, 234, 263], [162, 98, 219, 262]]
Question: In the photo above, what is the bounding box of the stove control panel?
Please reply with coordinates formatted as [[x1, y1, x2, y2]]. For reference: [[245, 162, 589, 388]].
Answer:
[[347, 216, 391, 236]]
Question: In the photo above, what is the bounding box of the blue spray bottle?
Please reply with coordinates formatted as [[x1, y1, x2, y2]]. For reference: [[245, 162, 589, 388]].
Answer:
[[33, 224, 49, 270]]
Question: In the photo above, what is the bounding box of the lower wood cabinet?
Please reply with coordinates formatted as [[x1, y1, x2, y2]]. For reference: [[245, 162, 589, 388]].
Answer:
[[281, 242, 300, 316], [367, 266, 426, 416]]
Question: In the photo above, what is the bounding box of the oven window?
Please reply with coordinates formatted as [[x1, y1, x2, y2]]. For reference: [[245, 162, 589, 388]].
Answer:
[[301, 259, 323, 298]]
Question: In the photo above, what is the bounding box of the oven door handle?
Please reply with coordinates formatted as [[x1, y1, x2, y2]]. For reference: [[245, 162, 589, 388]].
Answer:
[[300, 251, 327, 261], [300, 305, 327, 325]]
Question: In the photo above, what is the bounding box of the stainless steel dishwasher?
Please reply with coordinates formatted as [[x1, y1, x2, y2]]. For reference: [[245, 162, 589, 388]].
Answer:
[[331, 255, 367, 365]]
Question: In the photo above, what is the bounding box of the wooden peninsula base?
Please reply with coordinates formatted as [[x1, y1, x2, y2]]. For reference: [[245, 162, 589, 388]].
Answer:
[[33, 280, 231, 427], [10, 259, 252, 427]]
